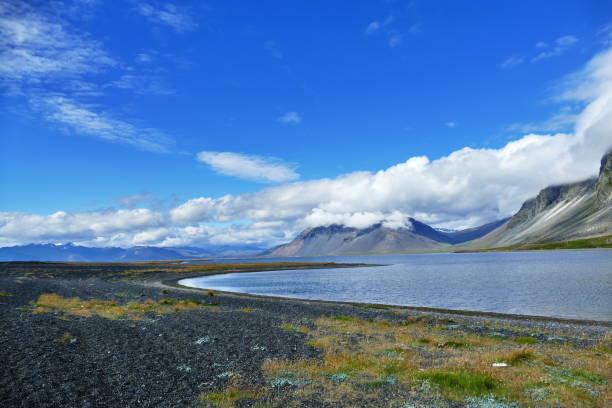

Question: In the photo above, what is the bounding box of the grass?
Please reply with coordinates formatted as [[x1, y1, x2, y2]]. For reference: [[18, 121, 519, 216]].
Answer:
[[31, 293, 216, 320], [329, 315, 361, 322], [513, 337, 538, 345], [0, 291, 14, 296], [443, 340, 471, 348], [280, 323, 309, 333], [55, 332, 76, 343], [199, 386, 259, 408], [500, 349, 536, 365], [254, 315, 611, 407], [417, 370, 499, 398]]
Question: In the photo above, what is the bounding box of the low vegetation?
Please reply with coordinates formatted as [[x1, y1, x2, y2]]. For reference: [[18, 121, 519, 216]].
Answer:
[[199, 386, 260, 408], [201, 315, 610, 407], [31, 293, 217, 320]]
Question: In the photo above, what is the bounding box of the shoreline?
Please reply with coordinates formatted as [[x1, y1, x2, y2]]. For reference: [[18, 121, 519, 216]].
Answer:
[[167, 265, 612, 328], [168, 279, 612, 328]]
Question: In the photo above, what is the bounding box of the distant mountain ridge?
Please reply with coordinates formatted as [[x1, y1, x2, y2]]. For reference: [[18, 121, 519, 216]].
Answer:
[[0, 243, 266, 262]]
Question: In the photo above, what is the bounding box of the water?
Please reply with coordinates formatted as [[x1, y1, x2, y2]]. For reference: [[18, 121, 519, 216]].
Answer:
[[179, 250, 612, 322]]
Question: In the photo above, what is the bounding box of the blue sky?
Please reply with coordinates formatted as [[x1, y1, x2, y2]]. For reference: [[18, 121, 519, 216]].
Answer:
[[1, 0, 611, 247]]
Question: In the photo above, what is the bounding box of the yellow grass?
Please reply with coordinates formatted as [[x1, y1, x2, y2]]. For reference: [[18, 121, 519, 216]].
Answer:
[[32, 293, 214, 320]]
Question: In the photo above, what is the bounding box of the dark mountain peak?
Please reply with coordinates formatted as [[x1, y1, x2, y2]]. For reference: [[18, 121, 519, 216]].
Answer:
[[596, 149, 612, 205], [599, 149, 612, 174], [264, 217, 507, 256]]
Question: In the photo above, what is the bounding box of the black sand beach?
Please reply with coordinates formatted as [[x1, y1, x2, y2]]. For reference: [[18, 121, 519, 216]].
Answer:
[[1, 262, 610, 407]]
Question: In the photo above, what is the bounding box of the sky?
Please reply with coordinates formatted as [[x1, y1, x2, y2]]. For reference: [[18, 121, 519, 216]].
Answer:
[[1, 0, 612, 248]]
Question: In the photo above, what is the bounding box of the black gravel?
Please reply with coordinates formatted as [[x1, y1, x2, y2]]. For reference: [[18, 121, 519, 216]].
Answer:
[[0, 262, 609, 408]]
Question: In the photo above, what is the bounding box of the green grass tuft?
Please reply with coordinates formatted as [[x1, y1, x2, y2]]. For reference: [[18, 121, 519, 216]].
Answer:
[[504, 349, 535, 365], [330, 315, 360, 322], [417, 370, 500, 398], [512, 336, 538, 345]]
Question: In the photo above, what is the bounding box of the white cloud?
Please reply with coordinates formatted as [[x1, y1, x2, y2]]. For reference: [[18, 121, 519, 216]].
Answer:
[[277, 111, 302, 124], [197, 151, 300, 183], [505, 107, 578, 134], [532, 35, 578, 62], [170, 197, 215, 224], [446, 121, 457, 128], [136, 2, 197, 32], [114, 193, 154, 209], [388, 33, 402, 48], [0, 1, 175, 152], [264, 40, 282, 59], [106, 74, 174, 95], [0, 2, 115, 82], [30, 95, 172, 152], [365, 21, 380, 34], [600, 23, 612, 45], [500, 55, 524, 69], [136, 53, 154, 63], [0, 209, 164, 247]]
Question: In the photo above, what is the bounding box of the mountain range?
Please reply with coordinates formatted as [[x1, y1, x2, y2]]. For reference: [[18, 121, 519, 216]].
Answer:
[[1, 151, 610, 261], [0, 243, 266, 262]]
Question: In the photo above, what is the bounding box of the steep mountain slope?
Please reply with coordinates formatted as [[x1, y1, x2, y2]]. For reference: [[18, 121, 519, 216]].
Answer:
[[469, 150, 612, 248], [263, 217, 506, 257]]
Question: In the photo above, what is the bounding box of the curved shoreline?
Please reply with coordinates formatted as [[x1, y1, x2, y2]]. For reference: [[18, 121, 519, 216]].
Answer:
[[2, 261, 610, 407], [164, 270, 612, 328]]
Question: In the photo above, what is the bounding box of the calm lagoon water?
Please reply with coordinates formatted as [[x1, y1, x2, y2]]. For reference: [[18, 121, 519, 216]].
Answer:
[[179, 250, 612, 322]]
